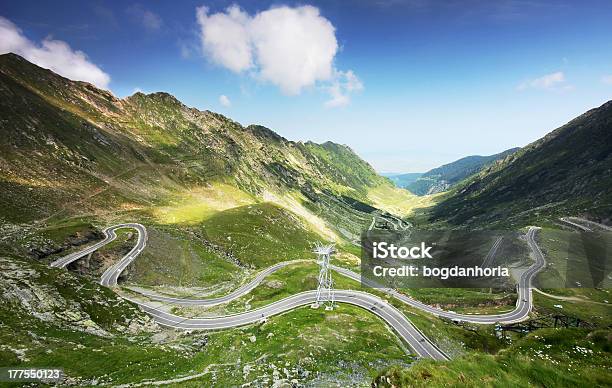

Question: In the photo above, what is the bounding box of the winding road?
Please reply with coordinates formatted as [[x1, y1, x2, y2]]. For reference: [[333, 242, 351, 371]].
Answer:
[[128, 290, 447, 360], [50, 223, 547, 360], [560, 217, 592, 232], [130, 260, 307, 307], [337, 227, 545, 324], [561, 217, 612, 232], [51, 223, 147, 287], [481, 236, 504, 268]]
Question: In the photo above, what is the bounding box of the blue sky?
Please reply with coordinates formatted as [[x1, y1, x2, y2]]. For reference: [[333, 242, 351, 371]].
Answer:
[[1, 1, 612, 172]]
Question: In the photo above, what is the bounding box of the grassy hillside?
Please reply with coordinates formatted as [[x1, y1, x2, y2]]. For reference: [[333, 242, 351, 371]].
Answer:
[[0, 52, 433, 297], [0, 53, 421, 243], [374, 328, 612, 387], [0, 53, 427, 386], [199, 202, 320, 268], [406, 148, 519, 196], [429, 101, 612, 228], [5, 52, 609, 387], [0, 256, 414, 386]]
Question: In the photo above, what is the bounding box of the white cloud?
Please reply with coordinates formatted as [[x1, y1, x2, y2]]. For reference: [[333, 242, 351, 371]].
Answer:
[[196, 5, 253, 73], [602, 75, 612, 85], [325, 70, 363, 108], [248, 6, 337, 95], [0, 16, 110, 89], [219, 94, 231, 107], [517, 71, 566, 91], [127, 5, 163, 31], [195, 5, 361, 105]]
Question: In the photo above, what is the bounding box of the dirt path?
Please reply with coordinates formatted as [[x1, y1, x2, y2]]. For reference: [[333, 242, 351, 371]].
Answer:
[[533, 288, 609, 305]]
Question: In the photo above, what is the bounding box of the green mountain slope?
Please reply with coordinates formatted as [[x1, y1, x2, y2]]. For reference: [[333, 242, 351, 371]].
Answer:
[[375, 328, 611, 387], [0, 53, 429, 386], [0, 54, 610, 388], [429, 101, 612, 227], [0, 53, 418, 242], [406, 148, 520, 195]]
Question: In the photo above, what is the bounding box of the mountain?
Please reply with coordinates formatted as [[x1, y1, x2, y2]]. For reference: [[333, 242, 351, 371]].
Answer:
[[0, 53, 416, 245], [429, 101, 612, 227], [405, 148, 520, 195], [0, 53, 435, 386], [382, 172, 423, 188]]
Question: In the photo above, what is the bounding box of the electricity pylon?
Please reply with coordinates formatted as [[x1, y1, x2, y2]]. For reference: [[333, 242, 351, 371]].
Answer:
[[313, 242, 335, 310]]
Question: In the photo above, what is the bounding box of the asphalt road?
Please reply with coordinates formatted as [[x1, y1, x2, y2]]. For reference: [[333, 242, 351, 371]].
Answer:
[[131, 260, 307, 306], [140, 227, 544, 324], [363, 227, 543, 324], [331, 227, 543, 324], [51, 223, 147, 287], [561, 217, 612, 232], [560, 217, 592, 232], [51, 224, 546, 359], [126, 289, 449, 360], [100, 224, 147, 287], [50, 223, 449, 359], [50, 227, 116, 268], [481, 236, 504, 268]]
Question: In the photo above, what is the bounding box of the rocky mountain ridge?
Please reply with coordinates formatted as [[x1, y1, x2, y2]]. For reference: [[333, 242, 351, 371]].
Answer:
[[0, 53, 413, 240]]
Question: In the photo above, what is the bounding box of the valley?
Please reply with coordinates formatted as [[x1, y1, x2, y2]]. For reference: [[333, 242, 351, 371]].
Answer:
[[0, 53, 610, 387]]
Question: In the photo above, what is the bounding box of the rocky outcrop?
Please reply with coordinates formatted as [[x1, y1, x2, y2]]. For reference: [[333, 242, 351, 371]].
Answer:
[[0, 256, 156, 336]]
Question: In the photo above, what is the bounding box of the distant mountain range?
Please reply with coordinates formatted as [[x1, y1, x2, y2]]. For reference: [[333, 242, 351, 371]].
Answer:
[[0, 52, 610, 236], [387, 148, 520, 195], [429, 101, 612, 227], [381, 172, 423, 188]]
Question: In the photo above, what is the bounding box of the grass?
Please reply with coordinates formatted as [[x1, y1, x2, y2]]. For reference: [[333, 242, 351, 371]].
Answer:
[[4, 218, 610, 386], [260, 190, 340, 242], [127, 224, 243, 290], [159, 224, 609, 365], [177, 261, 513, 316], [37, 218, 99, 243], [0, 304, 411, 387], [374, 328, 612, 387], [0, 315, 204, 386], [389, 298, 507, 356], [366, 184, 436, 217], [532, 292, 611, 327], [96, 227, 134, 251], [181, 304, 411, 386], [0, 216, 101, 261], [0, 257, 412, 386], [535, 227, 578, 288], [151, 183, 255, 225], [4, 54, 610, 386], [171, 261, 509, 359], [171, 261, 348, 316], [199, 202, 322, 268], [537, 287, 611, 304], [536, 227, 612, 289], [0, 256, 209, 385], [221, 262, 319, 312], [405, 288, 515, 310]]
